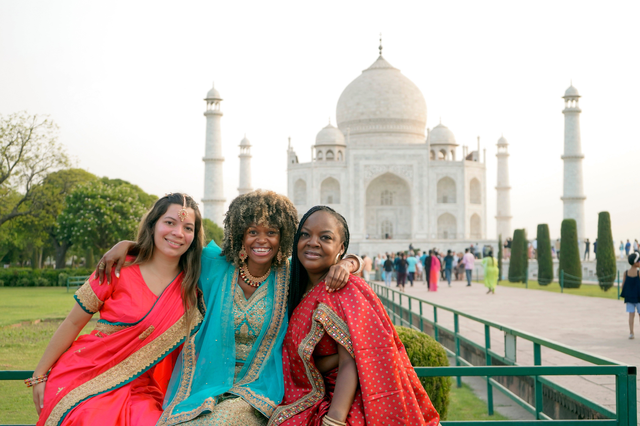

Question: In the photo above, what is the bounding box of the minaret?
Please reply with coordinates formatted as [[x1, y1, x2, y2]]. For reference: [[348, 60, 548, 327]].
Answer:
[[561, 84, 586, 242], [495, 135, 512, 240], [202, 82, 225, 226], [238, 135, 252, 195]]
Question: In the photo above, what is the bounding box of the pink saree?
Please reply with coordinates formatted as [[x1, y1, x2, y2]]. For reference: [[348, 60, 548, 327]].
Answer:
[[429, 257, 440, 291], [37, 264, 201, 426]]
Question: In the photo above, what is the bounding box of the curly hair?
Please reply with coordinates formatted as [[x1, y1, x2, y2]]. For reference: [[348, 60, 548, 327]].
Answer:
[[221, 189, 299, 267], [288, 205, 349, 318]]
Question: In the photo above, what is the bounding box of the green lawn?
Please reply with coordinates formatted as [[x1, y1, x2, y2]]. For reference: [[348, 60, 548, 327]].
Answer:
[[0, 287, 78, 326], [496, 279, 621, 300], [448, 382, 508, 421]]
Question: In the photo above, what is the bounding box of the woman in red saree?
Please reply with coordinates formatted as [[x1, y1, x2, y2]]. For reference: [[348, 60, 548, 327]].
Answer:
[[429, 251, 441, 292], [270, 206, 440, 426], [32, 194, 204, 426]]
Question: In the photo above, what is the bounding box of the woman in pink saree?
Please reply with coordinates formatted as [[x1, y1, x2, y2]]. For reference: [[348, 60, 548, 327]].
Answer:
[[32, 194, 204, 426], [429, 251, 441, 291]]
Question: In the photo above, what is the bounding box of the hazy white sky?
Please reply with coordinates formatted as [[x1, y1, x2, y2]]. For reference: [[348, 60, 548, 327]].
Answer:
[[1, 1, 639, 244]]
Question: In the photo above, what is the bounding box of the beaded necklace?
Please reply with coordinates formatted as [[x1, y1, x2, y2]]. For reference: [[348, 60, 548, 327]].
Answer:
[[239, 264, 271, 288]]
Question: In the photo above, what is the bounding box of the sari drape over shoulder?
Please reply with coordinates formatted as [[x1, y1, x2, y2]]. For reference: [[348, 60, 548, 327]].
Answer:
[[38, 264, 202, 426], [159, 242, 290, 425], [270, 276, 440, 426]]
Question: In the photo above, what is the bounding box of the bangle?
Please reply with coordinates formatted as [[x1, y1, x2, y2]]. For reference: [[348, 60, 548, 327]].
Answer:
[[323, 415, 347, 426], [343, 254, 363, 275], [24, 373, 48, 388]]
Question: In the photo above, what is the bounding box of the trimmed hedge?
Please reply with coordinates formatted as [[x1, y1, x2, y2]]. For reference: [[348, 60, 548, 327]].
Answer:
[[508, 229, 526, 283], [537, 224, 553, 286], [396, 325, 451, 420], [0, 268, 94, 287], [498, 234, 503, 281], [559, 219, 582, 288], [596, 212, 616, 291]]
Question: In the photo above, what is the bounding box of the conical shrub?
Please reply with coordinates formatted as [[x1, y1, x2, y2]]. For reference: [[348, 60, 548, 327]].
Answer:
[[596, 212, 616, 291], [498, 234, 503, 281], [509, 229, 526, 283], [537, 224, 553, 285], [559, 219, 581, 288]]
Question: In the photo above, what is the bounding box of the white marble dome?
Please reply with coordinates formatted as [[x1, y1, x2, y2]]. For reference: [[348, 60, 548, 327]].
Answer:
[[206, 83, 222, 100], [564, 85, 580, 98], [240, 135, 251, 146], [429, 123, 457, 146], [497, 135, 508, 145], [336, 55, 427, 145], [315, 123, 345, 146]]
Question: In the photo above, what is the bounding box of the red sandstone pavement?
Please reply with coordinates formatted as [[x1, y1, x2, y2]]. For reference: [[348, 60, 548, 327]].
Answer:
[[372, 278, 640, 419]]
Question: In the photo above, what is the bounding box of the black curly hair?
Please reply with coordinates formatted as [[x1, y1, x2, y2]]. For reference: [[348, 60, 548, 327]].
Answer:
[[288, 205, 349, 318], [221, 189, 299, 267]]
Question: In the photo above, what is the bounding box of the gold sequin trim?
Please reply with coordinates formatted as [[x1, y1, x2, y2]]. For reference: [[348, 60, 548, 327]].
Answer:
[[139, 325, 155, 340], [233, 282, 267, 362], [74, 280, 102, 314], [314, 304, 354, 357], [94, 322, 129, 336], [45, 309, 203, 426]]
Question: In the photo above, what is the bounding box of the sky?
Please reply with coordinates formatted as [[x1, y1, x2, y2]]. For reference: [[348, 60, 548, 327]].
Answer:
[[1, 0, 639, 244]]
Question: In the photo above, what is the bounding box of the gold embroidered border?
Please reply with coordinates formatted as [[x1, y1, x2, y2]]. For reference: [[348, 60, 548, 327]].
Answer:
[[314, 304, 354, 357], [74, 280, 103, 314], [45, 310, 202, 426], [94, 321, 130, 336], [269, 306, 327, 425]]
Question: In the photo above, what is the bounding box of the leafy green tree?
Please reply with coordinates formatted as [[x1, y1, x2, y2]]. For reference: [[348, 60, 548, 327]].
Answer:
[[497, 234, 503, 281], [202, 218, 224, 246], [508, 229, 526, 283], [537, 224, 553, 286], [559, 219, 581, 288], [596, 212, 616, 291], [0, 112, 69, 227], [57, 180, 149, 267]]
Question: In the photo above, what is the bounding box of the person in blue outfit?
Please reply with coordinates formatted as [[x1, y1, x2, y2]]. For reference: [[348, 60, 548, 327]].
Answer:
[[621, 252, 640, 340]]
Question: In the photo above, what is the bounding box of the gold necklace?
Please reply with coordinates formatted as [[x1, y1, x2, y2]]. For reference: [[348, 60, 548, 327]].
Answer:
[[239, 264, 271, 287]]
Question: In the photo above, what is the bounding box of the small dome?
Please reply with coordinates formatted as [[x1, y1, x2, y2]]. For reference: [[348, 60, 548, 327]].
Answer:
[[497, 135, 508, 145], [240, 135, 251, 146], [206, 83, 222, 100], [429, 123, 457, 146], [564, 85, 580, 98], [315, 123, 345, 146]]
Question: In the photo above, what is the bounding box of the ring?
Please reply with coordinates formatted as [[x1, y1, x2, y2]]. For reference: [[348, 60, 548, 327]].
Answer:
[[98, 262, 106, 270]]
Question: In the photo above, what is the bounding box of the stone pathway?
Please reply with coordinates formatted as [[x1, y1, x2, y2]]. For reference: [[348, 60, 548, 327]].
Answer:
[[371, 278, 639, 419]]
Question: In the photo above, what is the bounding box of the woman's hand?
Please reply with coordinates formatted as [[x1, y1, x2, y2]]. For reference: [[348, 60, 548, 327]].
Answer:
[[32, 381, 45, 415], [94, 241, 135, 284], [325, 255, 361, 292]]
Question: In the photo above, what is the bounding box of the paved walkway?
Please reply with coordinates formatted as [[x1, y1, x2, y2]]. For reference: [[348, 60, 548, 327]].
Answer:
[[371, 278, 639, 419]]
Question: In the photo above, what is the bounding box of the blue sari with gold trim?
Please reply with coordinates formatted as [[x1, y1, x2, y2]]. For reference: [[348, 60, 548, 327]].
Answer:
[[158, 242, 289, 425]]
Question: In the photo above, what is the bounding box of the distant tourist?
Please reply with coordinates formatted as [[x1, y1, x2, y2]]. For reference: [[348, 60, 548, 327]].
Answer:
[[621, 252, 640, 339], [463, 248, 475, 287], [362, 254, 372, 282], [594, 239, 598, 259], [424, 250, 432, 289], [406, 252, 417, 287], [383, 254, 394, 287], [620, 241, 625, 260], [584, 238, 591, 261], [626, 239, 632, 256], [444, 250, 454, 287], [635, 239, 639, 252], [415, 253, 424, 282], [482, 249, 499, 294], [397, 252, 408, 292], [429, 250, 441, 291]]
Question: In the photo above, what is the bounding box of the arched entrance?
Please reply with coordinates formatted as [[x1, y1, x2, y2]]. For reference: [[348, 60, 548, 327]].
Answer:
[[365, 172, 411, 239]]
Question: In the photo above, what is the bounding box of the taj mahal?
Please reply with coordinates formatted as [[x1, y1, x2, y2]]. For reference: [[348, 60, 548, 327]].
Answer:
[[200, 44, 586, 255]]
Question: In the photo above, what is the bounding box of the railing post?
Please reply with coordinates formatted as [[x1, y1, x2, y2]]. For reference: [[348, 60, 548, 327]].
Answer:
[[616, 371, 629, 426], [627, 366, 637, 426], [533, 343, 543, 419], [484, 324, 494, 416], [419, 300, 424, 333], [433, 306, 439, 342], [560, 270, 564, 293], [408, 297, 413, 328], [454, 313, 461, 388]]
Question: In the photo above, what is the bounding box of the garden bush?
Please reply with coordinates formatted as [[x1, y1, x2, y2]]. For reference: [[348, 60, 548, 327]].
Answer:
[[508, 229, 526, 283], [0, 268, 94, 287], [596, 212, 616, 291], [497, 234, 503, 281], [537, 224, 553, 286], [396, 325, 450, 420], [559, 219, 581, 288]]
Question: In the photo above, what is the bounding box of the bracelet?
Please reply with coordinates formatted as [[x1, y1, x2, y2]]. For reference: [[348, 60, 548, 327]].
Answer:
[[323, 415, 347, 426], [344, 254, 364, 275], [24, 373, 48, 388]]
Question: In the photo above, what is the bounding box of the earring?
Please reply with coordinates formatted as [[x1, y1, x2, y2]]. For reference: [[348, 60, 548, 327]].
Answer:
[[239, 246, 248, 263], [276, 249, 283, 263], [334, 252, 343, 264]]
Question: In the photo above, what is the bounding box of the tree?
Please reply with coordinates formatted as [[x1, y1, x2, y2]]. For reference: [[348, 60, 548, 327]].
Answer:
[[537, 224, 553, 286], [596, 212, 616, 291], [497, 234, 503, 281], [508, 229, 526, 283], [559, 219, 581, 288], [202, 218, 224, 246], [0, 112, 69, 227], [57, 180, 149, 267]]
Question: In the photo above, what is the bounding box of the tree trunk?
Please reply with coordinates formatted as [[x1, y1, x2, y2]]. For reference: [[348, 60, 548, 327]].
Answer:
[[52, 239, 70, 269], [85, 249, 95, 269]]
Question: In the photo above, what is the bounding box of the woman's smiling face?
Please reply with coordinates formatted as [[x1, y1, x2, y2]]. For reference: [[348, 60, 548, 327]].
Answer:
[[243, 223, 281, 268], [297, 210, 345, 279]]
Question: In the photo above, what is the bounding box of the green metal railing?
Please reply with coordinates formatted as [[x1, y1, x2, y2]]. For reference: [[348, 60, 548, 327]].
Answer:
[[65, 275, 89, 292], [372, 282, 637, 425]]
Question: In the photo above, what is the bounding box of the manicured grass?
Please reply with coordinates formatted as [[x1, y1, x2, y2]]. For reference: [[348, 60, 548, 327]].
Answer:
[[496, 279, 621, 300], [448, 382, 508, 421], [0, 287, 78, 326]]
